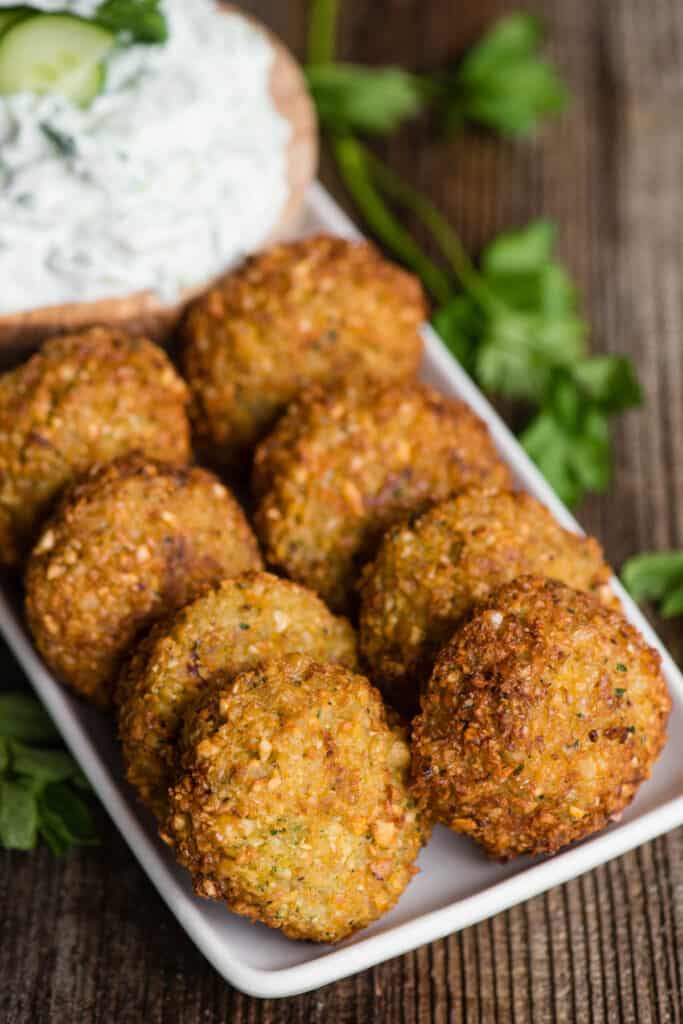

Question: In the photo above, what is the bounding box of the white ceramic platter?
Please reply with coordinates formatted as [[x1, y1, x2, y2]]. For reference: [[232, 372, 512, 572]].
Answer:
[[2, 182, 683, 1000]]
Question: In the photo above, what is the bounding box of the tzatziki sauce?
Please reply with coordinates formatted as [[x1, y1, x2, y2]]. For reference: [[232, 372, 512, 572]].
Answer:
[[0, 0, 291, 314]]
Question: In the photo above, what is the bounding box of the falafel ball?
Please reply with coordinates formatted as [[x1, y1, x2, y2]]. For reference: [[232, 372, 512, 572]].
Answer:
[[412, 576, 671, 860], [181, 236, 426, 466], [118, 571, 358, 819], [165, 654, 429, 942], [25, 455, 262, 709], [0, 327, 191, 568], [360, 489, 616, 715], [253, 382, 512, 612]]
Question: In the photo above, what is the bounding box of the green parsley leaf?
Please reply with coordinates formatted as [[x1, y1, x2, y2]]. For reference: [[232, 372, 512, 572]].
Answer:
[[572, 355, 642, 412], [38, 783, 97, 855], [475, 307, 586, 403], [522, 405, 600, 507], [622, 551, 683, 618], [9, 740, 81, 784], [481, 218, 556, 273], [0, 777, 38, 850], [521, 379, 613, 506], [95, 0, 167, 44], [433, 220, 639, 506], [435, 13, 569, 138], [431, 294, 482, 373], [306, 63, 424, 136], [0, 678, 97, 855], [0, 692, 59, 743], [457, 221, 589, 403]]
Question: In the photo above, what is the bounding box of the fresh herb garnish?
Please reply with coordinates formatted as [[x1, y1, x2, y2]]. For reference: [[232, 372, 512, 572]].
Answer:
[[95, 0, 167, 45], [40, 122, 77, 158], [622, 551, 683, 619], [432, 13, 569, 138], [431, 218, 638, 505], [0, 691, 97, 853], [615, 687, 626, 697], [307, 12, 567, 140], [306, 2, 641, 507], [433, 214, 641, 502], [307, 64, 424, 137]]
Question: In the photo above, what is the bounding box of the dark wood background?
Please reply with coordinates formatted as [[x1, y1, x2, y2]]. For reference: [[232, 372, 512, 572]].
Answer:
[[3, 1, 683, 1020]]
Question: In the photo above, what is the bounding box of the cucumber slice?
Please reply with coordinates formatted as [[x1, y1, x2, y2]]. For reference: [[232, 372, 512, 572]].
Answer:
[[0, 13, 115, 105], [0, 6, 35, 36]]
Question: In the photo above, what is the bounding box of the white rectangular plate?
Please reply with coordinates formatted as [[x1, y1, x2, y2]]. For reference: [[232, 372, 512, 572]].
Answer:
[[3, 182, 683, 1000]]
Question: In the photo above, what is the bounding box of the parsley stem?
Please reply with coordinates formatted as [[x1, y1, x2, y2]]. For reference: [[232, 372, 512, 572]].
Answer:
[[332, 135, 453, 304], [307, 0, 339, 66], [358, 143, 493, 307]]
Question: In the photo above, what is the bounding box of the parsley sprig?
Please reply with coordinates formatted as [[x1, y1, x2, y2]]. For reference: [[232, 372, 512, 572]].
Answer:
[[0, 688, 97, 854], [307, 2, 642, 507], [622, 552, 683, 619], [307, 12, 568, 140]]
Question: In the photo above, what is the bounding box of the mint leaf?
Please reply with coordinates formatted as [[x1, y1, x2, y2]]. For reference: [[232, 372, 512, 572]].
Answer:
[[0, 693, 59, 743], [95, 0, 167, 44], [306, 64, 424, 136], [0, 777, 38, 850], [622, 551, 683, 618]]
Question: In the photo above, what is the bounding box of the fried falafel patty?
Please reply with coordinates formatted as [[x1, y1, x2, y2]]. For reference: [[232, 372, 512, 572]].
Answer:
[[165, 654, 429, 942], [253, 383, 512, 612], [118, 572, 358, 818], [0, 327, 191, 568], [181, 236, 426, 466], [360, 489, 616, 714], [25, 456, 262, 709], [412, 576, 671, 859]]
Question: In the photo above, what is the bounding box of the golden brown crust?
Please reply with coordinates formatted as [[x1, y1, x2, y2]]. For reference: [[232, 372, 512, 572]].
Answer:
[[25, 455, 262, 709], [253, 381, 512, 612], [181, 236, 426, 466], [165, 654, 429, 943], [117, 571, 358, 819], [359, 489, 616, 715], [0, 327, 191, 567], [411, 576, 671, 860]]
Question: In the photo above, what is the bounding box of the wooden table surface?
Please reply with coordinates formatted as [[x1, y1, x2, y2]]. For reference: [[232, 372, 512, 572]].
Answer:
[[3, 1, 683, 1021]]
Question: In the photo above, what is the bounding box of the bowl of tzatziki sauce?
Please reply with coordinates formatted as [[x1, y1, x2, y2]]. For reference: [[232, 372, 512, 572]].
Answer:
[[0, 0, 317, 352]]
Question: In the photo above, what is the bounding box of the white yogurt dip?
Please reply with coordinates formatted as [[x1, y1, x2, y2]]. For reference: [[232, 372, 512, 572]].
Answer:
[[0, 0, 290, 313]]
